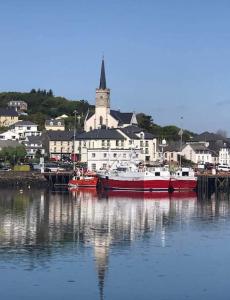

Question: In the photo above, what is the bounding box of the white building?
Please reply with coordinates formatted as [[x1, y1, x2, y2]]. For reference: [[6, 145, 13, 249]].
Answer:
[[219, 145, 230, 165], [181, 142, 214, 164], [84, 59, 138, 132], [74, 126, 158, 170], [10, 121, 40, 139], [0, 130, 20, 141]]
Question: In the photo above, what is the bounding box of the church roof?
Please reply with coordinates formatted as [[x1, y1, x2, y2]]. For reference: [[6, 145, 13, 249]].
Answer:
[[77, 128, 125, 140], [110, 110, 134, 125], [99, 59, 106, 90]]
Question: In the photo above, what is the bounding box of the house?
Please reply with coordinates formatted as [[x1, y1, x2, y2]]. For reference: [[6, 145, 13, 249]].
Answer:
[[181, 142, 214, 164], [45, 119, 65, 131], [23, 136, 45, 159], [43, 131, 74, 161], [10, 120, 40, 139], [0, 130, 20, 141], [0, 108, 18, 127], [8, 100, 28, 113], [84, 59, 137, 132], [164, 142, 181, 164]]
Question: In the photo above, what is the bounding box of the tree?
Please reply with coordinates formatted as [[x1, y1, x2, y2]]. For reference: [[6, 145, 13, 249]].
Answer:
[[0, 145, 26, 165]]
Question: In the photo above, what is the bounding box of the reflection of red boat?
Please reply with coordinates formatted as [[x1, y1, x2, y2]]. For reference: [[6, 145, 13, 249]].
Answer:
[[101, 190, 197, 201], [102, 190, 170, 200], [170, 191, 197, 200], [69, 187, 98, 197], [68, 172, 98, 188]]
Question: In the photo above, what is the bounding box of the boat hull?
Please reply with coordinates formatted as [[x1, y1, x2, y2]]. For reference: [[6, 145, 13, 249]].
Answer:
[[170, 178, 197, 191], [68, 177, 98, 188], [99, 177, 170, 191]]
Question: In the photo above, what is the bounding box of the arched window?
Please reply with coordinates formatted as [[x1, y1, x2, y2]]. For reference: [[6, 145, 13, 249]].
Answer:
[[100, 116, 103, 125]]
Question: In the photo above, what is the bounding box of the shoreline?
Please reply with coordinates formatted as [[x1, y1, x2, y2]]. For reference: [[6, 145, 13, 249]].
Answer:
[[0, 171, 49, 188]]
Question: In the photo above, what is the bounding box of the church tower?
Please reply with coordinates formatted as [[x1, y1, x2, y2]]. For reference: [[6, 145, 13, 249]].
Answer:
[[95, 59, 110, 129]]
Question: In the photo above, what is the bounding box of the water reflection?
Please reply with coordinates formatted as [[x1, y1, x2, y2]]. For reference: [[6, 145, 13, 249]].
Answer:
[[1, 188, 230, 299]]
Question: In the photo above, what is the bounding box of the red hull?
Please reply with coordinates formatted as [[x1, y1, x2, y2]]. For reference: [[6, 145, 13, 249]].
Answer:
[[68, 177, 98, 188], [100, 178, 170, 191], [170, 178, 197, 191]]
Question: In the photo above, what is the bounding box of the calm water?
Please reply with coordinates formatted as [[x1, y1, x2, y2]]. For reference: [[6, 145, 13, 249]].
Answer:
[[0, 188, 230, 299]]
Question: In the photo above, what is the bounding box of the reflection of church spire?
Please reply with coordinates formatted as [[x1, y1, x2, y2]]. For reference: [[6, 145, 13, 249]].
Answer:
[[94, 236, 110, 300]]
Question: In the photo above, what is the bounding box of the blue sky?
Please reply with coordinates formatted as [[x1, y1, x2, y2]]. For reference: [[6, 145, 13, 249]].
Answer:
[[0, 0, 230, 134]]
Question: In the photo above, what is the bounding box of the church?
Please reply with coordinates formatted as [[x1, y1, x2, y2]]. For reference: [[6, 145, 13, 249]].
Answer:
[[84, 59, 138, 132]]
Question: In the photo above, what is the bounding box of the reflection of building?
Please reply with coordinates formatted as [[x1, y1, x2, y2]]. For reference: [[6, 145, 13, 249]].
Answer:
[[0, 189, 201, 299]]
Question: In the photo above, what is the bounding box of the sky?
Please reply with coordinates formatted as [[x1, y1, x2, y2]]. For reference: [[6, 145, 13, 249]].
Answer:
[[0, 0, 230, 135]]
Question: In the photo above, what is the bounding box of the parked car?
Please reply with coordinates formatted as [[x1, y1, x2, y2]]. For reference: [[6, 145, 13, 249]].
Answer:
[[217, 165, 230, 172]]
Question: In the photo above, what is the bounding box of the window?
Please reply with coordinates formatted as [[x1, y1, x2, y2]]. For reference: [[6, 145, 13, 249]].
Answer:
[[90, 126, 92, 131], [50, 122, 53, 126], [58, 122, 61, 126], [145, 141, 149, 147], [140, 141, 143, 147], [171, 153, 173, 159], [104, 153, 107, 158], [91, 163, 96, 171], [100, 116, 103, 125], [92, 153, 96, 158], [116, 140, 119, 146], [113, 153, 117, 158], [102, 140, 105, 147], [121, 140, 124, 147], [27, 126, 31, 130], [123, 153, 126, 158]]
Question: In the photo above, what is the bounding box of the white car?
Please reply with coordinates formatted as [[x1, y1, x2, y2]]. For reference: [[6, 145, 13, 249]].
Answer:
[[217, 165, 230, 172]]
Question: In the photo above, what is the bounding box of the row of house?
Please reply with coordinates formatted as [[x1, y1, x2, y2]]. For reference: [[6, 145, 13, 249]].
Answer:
[[0, 59, 230, 169]]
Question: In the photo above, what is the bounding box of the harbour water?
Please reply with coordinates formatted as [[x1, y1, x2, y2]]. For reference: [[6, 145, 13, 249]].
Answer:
[[1, 188, 230, 299]]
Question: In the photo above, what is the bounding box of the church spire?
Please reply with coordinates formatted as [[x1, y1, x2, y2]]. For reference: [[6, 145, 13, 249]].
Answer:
[[99, 58, 106, 90]]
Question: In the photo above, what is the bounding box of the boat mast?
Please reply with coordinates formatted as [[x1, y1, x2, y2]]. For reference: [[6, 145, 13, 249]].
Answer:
[[73, 110, 77, 171], [179, 116, 183, 168]]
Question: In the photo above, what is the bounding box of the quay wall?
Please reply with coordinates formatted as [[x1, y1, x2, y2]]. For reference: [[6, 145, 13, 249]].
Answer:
[[0, 171, 49, 188]]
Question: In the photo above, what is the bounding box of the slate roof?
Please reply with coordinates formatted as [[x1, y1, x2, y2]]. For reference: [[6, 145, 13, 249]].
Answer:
[[45, 130, 74, 141], [119, 125, 156, 140], [27, 135, 42, 143], [186, 143, 211, 152], [110, 110, 134, 125], [0, 108, 18, 116], [165, 141, 181, 152], [77, 129, 125, 140], [13, 120, 37, 126], [0, 140, 20, 148]]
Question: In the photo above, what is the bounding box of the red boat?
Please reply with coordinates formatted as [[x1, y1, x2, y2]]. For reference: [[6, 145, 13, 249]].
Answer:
[[97, 166, 171, 191], [169, 168, 197, 191], [68, 171, 98, 188]]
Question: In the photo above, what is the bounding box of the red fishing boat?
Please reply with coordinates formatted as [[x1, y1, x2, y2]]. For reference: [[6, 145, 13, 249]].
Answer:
[[97, 165, 171, 191], [169, 168, 197, 191], [68, 170, 98, 188]]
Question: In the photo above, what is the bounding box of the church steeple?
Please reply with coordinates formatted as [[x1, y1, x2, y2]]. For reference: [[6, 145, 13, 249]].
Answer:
[[99, 58, 106, 90]]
